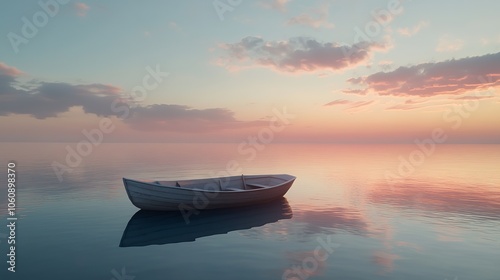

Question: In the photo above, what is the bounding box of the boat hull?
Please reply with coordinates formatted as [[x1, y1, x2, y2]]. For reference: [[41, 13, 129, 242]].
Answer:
[[123, 174, 295, 211]]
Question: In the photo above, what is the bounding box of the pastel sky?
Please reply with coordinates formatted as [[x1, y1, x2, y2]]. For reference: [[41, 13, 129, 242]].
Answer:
[[1, 0, 499, 143]]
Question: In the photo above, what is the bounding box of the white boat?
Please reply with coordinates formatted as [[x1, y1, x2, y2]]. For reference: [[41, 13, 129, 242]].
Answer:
[[123, 174, 296, 211]]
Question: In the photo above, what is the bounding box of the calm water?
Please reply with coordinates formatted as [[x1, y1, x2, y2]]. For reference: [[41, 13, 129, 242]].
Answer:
[[1, 143, 499, 280]]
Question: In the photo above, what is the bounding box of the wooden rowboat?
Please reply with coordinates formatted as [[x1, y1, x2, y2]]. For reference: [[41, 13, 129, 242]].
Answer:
[[119, 197, 292, 247], [123, 174, 296, 211]]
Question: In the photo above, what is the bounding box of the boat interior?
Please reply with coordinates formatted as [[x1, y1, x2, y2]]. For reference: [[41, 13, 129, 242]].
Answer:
[[151, 175, 291, 192]]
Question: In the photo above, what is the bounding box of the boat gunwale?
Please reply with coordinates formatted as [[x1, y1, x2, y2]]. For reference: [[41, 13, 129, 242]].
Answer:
[[123, 174, 295, 194]]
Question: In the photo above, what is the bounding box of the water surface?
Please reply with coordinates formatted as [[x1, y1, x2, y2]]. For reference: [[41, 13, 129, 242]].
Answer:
[[1, 143, 499, 280]]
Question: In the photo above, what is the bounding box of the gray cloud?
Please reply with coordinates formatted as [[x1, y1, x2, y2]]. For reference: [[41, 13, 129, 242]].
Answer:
[[219, 36, 388, 73], [324, 99, 374, 110], [0, 63, 23, 95], [0, 63, 266, 133], [0, 76, 124, 119], [347, 52, 500, 97]]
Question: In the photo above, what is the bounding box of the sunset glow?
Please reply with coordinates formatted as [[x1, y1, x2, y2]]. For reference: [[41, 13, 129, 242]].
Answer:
[[1, 1, 499, 143]]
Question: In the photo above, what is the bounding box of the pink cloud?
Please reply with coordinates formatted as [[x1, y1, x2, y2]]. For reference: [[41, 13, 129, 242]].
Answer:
[[347, 100, 375, 109], [0, 63, 23, 77], [324, 99, 351, 106], [382, 96, 490, 111], [453, 95, 495, 100], [75, 2, 90, 17], [397, 21, 429, 37], [342, 88, 368, 95], [218, 36, 389, 73], [324, 99, 375, 111], [347, 52, 500, 97], [259, 0, 290, 12], [436, 35, 463, 52], [385, 103, 437, 111], [286, 4, 334, 29]]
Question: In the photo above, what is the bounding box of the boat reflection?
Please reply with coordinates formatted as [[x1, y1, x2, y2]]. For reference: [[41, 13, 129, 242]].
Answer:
[[119, 198, 293, 247]]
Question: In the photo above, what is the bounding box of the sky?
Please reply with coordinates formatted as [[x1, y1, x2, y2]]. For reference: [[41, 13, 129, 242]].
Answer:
[[0, 0, 499, 143]]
